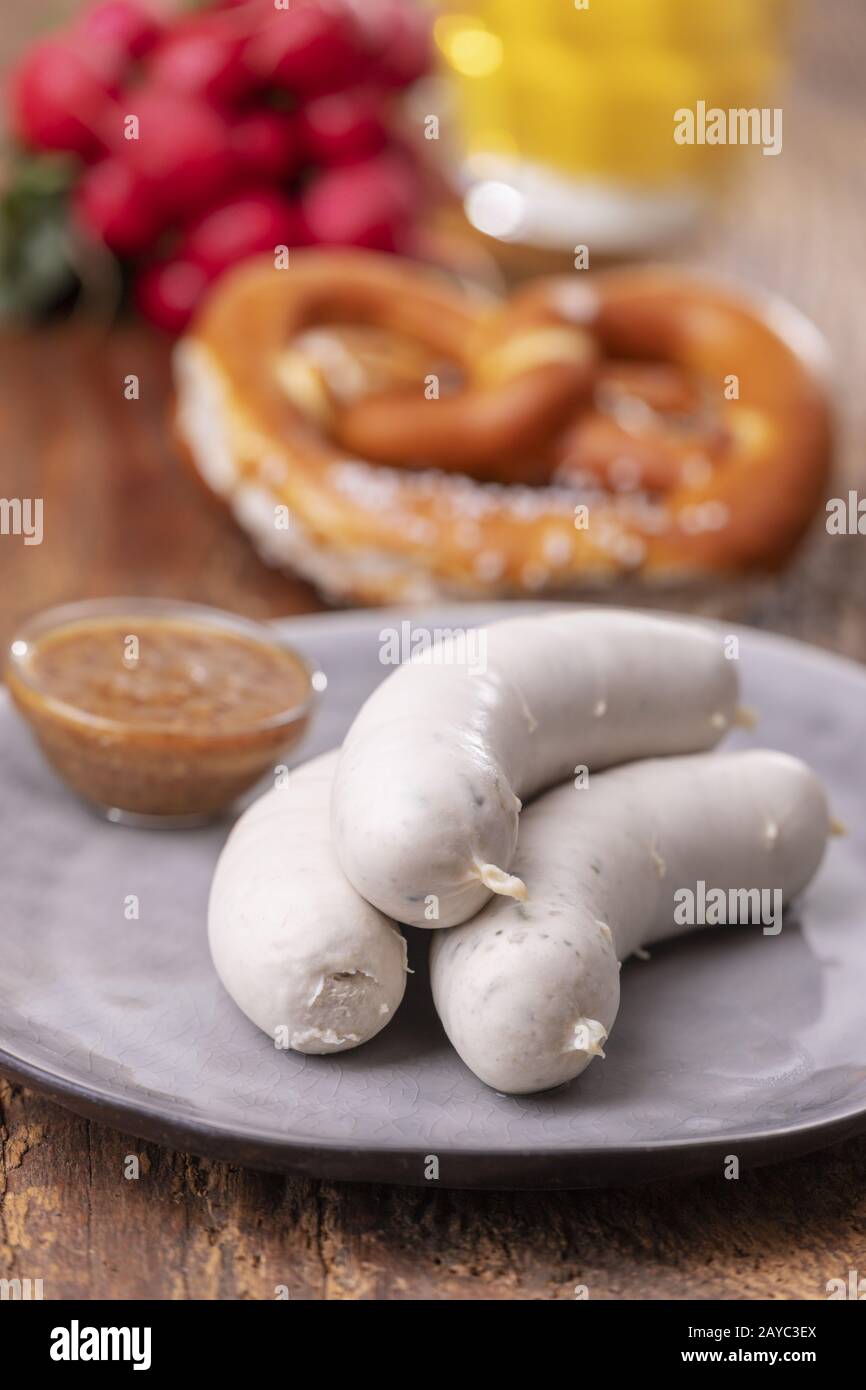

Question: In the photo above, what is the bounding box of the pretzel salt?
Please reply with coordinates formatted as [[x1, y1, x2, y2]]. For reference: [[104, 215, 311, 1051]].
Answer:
[[174, 250, 831, 604]]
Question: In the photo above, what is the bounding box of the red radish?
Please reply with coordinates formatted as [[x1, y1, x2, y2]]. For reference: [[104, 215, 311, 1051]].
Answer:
[[297, 90, 386, 165], [247, 4, 364, 97], [183, 189, 306, 277], [118, 91, 236, 218], [301, 152, 418, 251], [75, 1, 163, 59], [73, 156, 164, 256], [135, 256, 209, 333], [230, 110, 300, 181], [148, 17, 254, 107], [9, 37, 119, 158], [360, 148, 422, 220], [359, 3, 431, 89], [377, 12, 432, 89]]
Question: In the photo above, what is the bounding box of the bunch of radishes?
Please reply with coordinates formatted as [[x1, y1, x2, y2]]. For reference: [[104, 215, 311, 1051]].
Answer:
[[6, 0, 431, 331]]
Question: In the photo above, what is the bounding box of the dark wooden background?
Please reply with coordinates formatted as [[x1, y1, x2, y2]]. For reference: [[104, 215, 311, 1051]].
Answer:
[[1, 2, 865, 1299]]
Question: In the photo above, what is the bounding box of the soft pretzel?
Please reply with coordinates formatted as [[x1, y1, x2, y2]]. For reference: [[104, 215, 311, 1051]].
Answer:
[[173, 249, 831, 604], [269, 263, 596, 481]]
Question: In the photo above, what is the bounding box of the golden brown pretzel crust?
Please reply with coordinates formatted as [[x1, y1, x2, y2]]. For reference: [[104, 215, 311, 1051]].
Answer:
[[174, 249, 832, 605]]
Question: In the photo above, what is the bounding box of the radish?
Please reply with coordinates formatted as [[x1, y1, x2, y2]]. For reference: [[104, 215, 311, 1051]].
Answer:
[[332, 610, 741, 928], [9, 37, 119, 159], [430, 749, 830, 1094], [182, 189, 306, 278], [75, 1, 163, 59], [73, 156, 165, 255], [209, 751, 407, 1054], [246, 4, 364, 98], [357, 1, 431, 90], [118, 90, 235, 219], [230, 110, 300, 182], [298, 90, 387, 165], [300, 151, 418, 250], [134, 256, 209, 333], [148, 15, 255, 108]]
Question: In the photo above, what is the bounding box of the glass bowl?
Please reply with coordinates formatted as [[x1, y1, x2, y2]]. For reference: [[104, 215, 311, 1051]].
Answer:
[[5, 597, 318, 827]]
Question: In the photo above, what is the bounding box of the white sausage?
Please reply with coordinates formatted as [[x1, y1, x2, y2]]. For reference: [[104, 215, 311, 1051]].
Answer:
[[430, 750, 829, 1094], [208, 751, 407, 1054], [333, 610, 739, 927]]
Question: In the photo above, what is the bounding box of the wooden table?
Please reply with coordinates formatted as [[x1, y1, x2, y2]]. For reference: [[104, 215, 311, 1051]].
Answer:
[[2, 3, 866, 1300]]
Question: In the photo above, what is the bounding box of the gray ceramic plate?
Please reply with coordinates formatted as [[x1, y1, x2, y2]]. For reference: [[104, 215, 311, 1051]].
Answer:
[[1, 604, 864, 1189]]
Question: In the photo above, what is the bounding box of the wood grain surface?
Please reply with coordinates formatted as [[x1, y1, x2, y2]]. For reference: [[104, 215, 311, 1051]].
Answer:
[[1, 2, 865, 1300]]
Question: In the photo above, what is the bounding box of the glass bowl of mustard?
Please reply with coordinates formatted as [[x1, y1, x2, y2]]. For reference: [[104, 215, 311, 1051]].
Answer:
[[5, 598, 318, 827]]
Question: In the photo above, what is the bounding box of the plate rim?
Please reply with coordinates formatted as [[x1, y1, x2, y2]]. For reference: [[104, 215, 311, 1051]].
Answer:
[[2, 1041, 865, 1188], [2, 602, 865, 1187], [273, 599, 866, 699]]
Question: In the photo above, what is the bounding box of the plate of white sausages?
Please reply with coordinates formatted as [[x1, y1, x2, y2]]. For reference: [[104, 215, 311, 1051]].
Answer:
[[1, 603, 864, 1188]]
